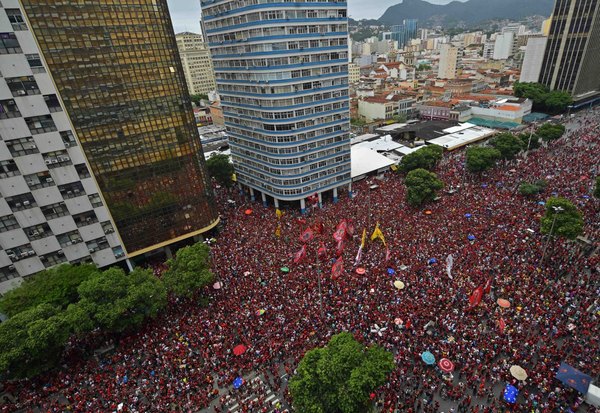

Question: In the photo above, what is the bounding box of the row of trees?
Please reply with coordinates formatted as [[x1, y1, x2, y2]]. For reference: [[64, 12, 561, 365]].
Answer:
[[206, 154, 235, 187], [0, 242, 214, 379], [513, 82, 573, 114]]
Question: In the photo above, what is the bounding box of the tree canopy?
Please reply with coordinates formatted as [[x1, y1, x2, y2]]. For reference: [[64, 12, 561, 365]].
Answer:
[[190, 93, 209, 105], [399, 145, 444, 173], [465, 146, 501, 173], [206, 154, 234, 187], [595, 176, 600, 199], [289, 332, 394, 413], [489, 133, 523, 160], [519, 180, 547, 197], [162, 242, 214, 298], [540, 197, 584, 240], [536, 123, 566, 141], [516, 132, 540, 151], [0, 264, 99, 317], [513, 82, 573, 114], [405, 168, 444, 207]]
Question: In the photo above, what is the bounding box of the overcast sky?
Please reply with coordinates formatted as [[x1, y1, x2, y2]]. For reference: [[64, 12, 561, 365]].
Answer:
[[165, 0, 461, 33]]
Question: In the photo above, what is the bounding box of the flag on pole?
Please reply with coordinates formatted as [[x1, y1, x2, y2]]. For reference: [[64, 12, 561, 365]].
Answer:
[[354, 246, 363, 267], [293, 245, 306, 264], [385, 247, 391, 262], [498, 317, 506, 333], [317, 242, 327, 258], [275, 209, 283, 219], [299, 227, 314, 243], [446, 254, 454, 279], [331, 257, 344, 279], [370, 222, 386, 246], [483, 278, 493, 294], [360, 229, 367, 249], [336, 239, 345, 257], [274, 224, 281, 238], [469, 285, 484, 307], [333, 220, 347, 242]]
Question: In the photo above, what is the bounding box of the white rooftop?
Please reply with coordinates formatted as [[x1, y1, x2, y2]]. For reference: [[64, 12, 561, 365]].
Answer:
[[351, 133, 379, 145], [356, 135, 403, 152], [427, 124, 496, 150], [351, 146, 395, 178], [394, 146, 423, 156], [376, 123, 408, 132]]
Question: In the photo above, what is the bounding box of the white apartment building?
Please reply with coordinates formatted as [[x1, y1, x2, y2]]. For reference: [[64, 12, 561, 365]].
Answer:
[[493, 32, 514, 60], [0, 1, 126, 293], [520, 37, 548, 83], [176, 32, 217, 96], [438, 43, 458, 79]]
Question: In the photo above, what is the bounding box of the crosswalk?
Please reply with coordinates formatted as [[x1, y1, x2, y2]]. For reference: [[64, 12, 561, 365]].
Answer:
[[226, 376, 284, 413]]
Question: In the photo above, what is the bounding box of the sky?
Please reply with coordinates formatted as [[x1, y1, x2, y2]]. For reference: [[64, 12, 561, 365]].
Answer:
[[165, 0, 461, 33]]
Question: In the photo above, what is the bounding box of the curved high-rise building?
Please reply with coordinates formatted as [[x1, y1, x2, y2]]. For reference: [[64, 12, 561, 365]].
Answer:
[[201, 0, 352, 210]]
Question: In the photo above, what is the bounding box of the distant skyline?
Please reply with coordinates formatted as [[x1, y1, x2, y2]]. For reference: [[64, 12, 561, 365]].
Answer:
[[165, 0, 464, 33]]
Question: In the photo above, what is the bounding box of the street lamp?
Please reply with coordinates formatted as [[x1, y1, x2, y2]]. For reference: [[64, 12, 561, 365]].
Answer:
[[525, 121, 536, 156], [539, 205, 564, 267]]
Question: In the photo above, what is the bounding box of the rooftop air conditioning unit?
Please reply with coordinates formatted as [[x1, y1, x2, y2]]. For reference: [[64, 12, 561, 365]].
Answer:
[[65, 241, 72, 246], [30, 231, 39, 237], [23, 200, 30, 206], [57, 250, 64, 255], [8, 265, 15, 270], [44, 159, 52, 165], [46, 177, 53, 182], [27, 250, 35, 256]]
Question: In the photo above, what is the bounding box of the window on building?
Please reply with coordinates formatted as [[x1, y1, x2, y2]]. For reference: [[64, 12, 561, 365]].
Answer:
[[5, 193, 37, 211], [88, 193, 102, 208], [24, 170, 54, 190], [58, 182, 85, 199], [6, 76, 40, 97], [43, 94, 62, 112], [101, 221, 115, 235], [42, 150, 71, 168], [25, 115, 57, 135], [112, 246, 125, 259], [40, 202, 69, 220], [39, 251, 67, 268], [23, 222, 52, 241], [5, 244, 35, 262], [56, 230, 83, 247], [0, 99, 21, 119], [74, 163, 91, 179], [5, 137, 38, 157], [0, 215, 20, 232], [0, 159, 20, 178], [0, 33, 21, 54], [26, 53, 45, 73], [60, 130, 76, 146], [73, 210, 98, 227], [86, 237, 109, 253], [5, 9, 27, 31], [0, 265, 19, 282]]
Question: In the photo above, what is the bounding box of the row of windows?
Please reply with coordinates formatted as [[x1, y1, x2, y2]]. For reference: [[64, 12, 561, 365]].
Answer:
[[208, 23, 346, 45], [221, 88, 347, 108], [215, 63, 346, 82], [230, 100, 348, 120], [202, 0, 346, 17], [236, 169, 350, 197], [227, 122, 346, 144], [230, 133, 348, 159], [213, 52, 347, 69], [218, 76, 347, 95], [228, 112, 346, 132], [211, 37, 346, 57]]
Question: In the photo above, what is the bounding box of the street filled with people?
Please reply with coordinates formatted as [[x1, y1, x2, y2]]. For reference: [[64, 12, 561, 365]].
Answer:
[[1, 110, 599, 413]]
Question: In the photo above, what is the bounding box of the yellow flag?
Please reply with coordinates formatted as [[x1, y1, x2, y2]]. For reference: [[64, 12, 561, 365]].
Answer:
[[370, 222, 386, 246], [360, 228, 366, 248], [276, 208, 283, 219], [275, 224, 281, 238]]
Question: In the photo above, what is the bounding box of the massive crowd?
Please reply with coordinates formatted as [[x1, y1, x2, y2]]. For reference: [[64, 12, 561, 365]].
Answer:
[[1, 110, 599, 413]]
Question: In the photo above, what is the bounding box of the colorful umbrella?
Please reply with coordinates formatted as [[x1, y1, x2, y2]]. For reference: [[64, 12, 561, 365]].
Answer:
[[212, 282, 222, 290], [244, 209, 253, 215], [233, 344, 247, 356], [233, 377, 244, 389], [465, 213, 472, 218], [280, 267, 290, 273], [255, 309, 265, 316], [421, 351, 435, 365], [393, 280, 405, 290], [370, 324, 388, 337], [555, 362, 592, 394], [497, 298, 511, 308], [387, 268, 396, 275], [503, 384, 518, 404], [438, 358, 454, 373], [428, 258, 437, 265], [467, 234, 476, 241], [394, 318, 403, 326], [356, 267, 366, 275], [424, 210, 432, 215], [510, 365, 528, 381]]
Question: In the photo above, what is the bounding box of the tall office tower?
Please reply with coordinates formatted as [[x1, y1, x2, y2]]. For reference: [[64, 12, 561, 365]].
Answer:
[[493, 32, 514, 60], [201, 0, 352, 210], [438, 44, 458, 79], [0, 1, 127, 292], [391, 19, 419, 49], [14, 0, 219, 260], [176, 32, 218, 96], [539, 0, 600, 102], [520, 37, 548, 83]]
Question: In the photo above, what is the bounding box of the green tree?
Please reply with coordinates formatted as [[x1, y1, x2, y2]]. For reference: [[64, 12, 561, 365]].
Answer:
[[351, 118, 367, 127], [405, 168, 444, 207], [162, 242, 214, 298], [0, 304, 70, 379], [417, 64, 432, 71], [190, 93, 209, 105], [489, 133, 523, 160], [399, 145, 443, 173], [465, 146, 501, 173], [289, 332, 394, 413], [77, 268, 167, 333], [518, 180, 547, 197], [544, 91, 573, 114], [206, 154, 234, 187], [517, 132, 540, 150], [536, 123, 566, 141], [540, 197, 584, 240], [595, 176, 600, 198], [0, 264, 99, 317], [513, 82, 549, 107]]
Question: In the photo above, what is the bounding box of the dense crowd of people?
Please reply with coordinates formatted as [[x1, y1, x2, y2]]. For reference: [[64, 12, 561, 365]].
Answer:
[[1, 109, 598, 412]]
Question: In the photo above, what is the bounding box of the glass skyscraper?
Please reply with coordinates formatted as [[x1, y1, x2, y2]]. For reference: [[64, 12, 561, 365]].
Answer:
[[391, 19, 418, 49], [18, 0, 219, 256], [201, 0, 352, 210]]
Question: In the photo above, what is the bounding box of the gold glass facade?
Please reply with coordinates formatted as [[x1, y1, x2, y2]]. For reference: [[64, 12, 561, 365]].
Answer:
[[20, 0, 218, 254]]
